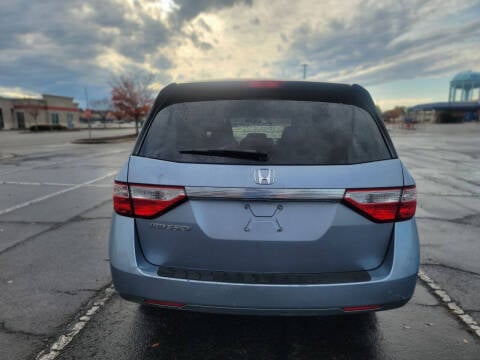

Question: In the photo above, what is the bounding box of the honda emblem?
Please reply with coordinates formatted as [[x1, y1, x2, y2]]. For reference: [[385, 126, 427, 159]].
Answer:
[[254, 168, 274, 185]]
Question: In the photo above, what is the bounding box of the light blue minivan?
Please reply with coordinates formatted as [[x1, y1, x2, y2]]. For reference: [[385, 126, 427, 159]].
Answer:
[[109, 80, 419, 315]]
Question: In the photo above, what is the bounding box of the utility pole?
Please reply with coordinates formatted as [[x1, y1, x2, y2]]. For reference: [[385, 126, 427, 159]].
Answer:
[[302, 64, 308, 80], [84, 87, 91, 139]]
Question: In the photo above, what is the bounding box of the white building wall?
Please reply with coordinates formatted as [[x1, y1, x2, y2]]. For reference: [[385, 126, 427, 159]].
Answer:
[[0, 98, 15, 129], [0, 94, 79, 129]]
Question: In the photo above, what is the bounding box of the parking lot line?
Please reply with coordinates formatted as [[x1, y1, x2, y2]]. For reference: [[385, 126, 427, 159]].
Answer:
[[0, 171, 117, 216], [0, 149, 126, 176], [418, 268, 480, 338], [0, 180, 111, 187], [35, 285, 115, 360]]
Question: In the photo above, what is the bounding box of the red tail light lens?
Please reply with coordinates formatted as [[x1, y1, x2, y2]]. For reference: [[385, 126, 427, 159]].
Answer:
[[113, 182, 132, 216], [113, 181, 186, 218], [343, 186, 416, 222], [398, 186, 417, 220], [130, 184, 186, 218]]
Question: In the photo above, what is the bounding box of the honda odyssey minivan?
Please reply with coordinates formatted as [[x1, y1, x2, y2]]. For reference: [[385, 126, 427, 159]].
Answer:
[[109, 80, 419, 315]]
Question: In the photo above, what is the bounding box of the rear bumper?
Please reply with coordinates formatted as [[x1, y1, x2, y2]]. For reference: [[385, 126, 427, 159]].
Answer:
[[109, 215, 419, 315], [112, 267, 415, 315]]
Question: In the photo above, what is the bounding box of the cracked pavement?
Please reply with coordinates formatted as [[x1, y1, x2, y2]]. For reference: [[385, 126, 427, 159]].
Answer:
[[0, 125, 479, 359], [0, 130, 133, 359]]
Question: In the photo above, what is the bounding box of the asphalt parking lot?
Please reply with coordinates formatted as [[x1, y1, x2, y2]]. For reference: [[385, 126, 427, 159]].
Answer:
[[0, 124, 479, 359]]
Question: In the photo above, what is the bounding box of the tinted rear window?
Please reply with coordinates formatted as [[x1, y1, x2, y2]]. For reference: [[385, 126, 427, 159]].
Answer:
[[138, 100, 391, 165]]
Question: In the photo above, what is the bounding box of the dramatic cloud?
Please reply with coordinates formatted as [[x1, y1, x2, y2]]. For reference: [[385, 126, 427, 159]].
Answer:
[[171, 0, 252, 25], [280, 0, 480, 85], [0, 0, 479, 106]]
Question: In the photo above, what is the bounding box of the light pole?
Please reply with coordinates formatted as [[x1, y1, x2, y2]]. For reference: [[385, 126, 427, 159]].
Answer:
[[84, 87, 91, 139]]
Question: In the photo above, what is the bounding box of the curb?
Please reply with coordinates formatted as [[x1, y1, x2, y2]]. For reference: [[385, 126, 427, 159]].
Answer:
[[72, 134, 137, 144]]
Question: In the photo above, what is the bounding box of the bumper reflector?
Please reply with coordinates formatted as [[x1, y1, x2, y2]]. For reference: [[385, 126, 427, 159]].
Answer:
[[342, 305, 381, 312], [144, 299, 185, 308]]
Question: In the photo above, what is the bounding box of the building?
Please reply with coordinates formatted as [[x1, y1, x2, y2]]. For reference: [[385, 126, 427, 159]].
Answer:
[[0, 94, 80, 130], [407, 71, 480, 123], [408, 101, 480, 123]]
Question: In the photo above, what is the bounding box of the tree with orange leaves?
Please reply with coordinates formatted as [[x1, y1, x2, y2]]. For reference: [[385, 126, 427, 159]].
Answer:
[[110, 72, 156, 135]]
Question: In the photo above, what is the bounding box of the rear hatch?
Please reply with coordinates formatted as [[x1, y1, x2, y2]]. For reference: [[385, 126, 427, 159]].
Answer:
[[128, 95, 403, 275]]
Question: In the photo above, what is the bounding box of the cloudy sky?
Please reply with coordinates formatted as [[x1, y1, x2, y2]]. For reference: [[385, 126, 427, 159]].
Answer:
[[1, 0, 479, 109]]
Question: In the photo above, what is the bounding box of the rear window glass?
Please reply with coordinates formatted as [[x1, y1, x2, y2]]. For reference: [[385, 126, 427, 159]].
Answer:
[[138, 100, 391, 165]]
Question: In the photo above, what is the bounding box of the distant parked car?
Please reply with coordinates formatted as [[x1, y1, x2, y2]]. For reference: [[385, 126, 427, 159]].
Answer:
[[109, 80, 419, 315]]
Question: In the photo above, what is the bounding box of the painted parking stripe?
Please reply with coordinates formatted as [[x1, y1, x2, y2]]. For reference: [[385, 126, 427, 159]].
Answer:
[[0, 171, 117, 216], [418, 268, 480, 338], [35, 285, 115, 360], [1, 180, 111, 187], [34, 270, 480, 360]]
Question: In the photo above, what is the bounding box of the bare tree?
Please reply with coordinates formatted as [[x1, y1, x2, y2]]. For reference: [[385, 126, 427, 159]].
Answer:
[[110, 72, 156, 135], [90, 98, 111, 128]]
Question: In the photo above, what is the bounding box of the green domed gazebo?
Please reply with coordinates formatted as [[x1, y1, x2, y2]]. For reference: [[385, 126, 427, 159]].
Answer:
[[449, 71, 480, 102]]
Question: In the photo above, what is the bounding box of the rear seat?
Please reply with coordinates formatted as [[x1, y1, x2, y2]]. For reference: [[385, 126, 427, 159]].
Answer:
[[239, 133, 274, 153]]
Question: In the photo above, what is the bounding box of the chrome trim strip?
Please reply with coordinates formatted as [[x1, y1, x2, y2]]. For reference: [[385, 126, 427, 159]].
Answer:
[[185, 187, 345, 201]]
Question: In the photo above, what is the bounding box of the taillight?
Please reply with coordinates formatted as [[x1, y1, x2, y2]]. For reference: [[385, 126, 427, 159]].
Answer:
[[113, 182, 132, 216], [398, 186, 417, 220], [247, 80, 282, 88], [343, 186, 416, 222], [129, 184, 186, 218], [113, 181, 186, 218]]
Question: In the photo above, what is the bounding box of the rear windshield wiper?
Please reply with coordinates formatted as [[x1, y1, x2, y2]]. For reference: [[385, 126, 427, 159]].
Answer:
[[179, 149, 268, 161]]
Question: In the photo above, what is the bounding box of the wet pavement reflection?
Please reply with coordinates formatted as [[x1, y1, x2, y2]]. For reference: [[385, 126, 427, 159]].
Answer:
[[132, 306, 383, 359], [57, 291, 479, 360]]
